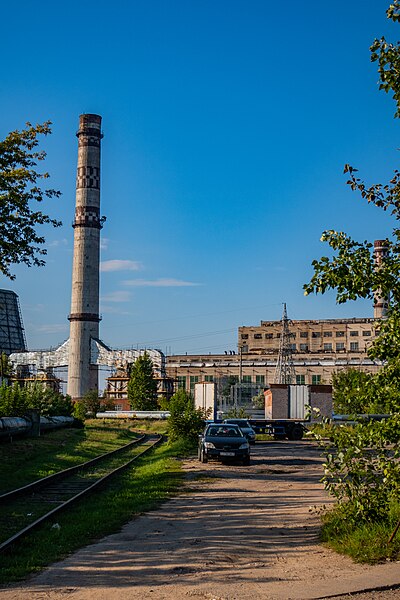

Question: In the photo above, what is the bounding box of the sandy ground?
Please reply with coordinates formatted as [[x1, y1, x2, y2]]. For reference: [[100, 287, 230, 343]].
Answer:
[[0, 440, 399, 600]]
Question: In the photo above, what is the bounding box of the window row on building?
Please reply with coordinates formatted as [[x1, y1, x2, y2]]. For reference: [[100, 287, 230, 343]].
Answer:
[[241, 330, 372, 340]]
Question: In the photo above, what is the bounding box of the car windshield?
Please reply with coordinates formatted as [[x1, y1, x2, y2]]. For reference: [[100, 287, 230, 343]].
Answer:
[[207, 426, 242, 437]]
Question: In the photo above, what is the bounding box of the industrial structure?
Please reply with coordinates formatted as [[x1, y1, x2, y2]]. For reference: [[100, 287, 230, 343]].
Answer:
[[373, 239, 389, 319], [8, 114, 170, 399], [67, 114, 104, 399], [2, 115, 389, 408], [0, 290, 26, 356], [166, 315, 380, 396], [273, 303, 296, 384]]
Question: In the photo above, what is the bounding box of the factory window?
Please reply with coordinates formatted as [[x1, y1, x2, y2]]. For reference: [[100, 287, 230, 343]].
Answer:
[[265, 333, 273, 339], [336, 343, 345, 351], [177, 376, 186, 390], [323, 343, 332, 351], [363, 330, 371, 337], [323, 331, 332, 337], [299, 344, 309, 351], [242, 375, 252, 383], [312, 375, 321, 385], [114, 404, 123, 411], [189, 375, 199, 392], [350, 331, 359, 337], [291, 333, 296, 338], [241, 334, 249, 339], [350, 342, 359, 351], [296, 375, 305, 385], [312, 332, 321, 338], [336, 331, 345, 337], [276, 333, 281, 338], [256, 375, 265, 384], [204, 375, 214, 382], [289, 343, 296, 351], [300, 332, 308, 338], [254, 333, 262, 339]]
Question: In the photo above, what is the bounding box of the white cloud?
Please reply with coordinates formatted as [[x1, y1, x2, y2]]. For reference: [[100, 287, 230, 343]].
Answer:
[[100, 260, 143, 272], [123, 278, 201, 287], [100, 291, 131, 303]]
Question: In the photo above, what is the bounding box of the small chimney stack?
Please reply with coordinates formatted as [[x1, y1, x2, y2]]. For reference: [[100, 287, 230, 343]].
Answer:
[[373, 239, 389, 320]]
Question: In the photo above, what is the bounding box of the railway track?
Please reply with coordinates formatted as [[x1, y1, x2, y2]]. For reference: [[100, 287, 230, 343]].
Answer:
[[0, 433, 163, 553]]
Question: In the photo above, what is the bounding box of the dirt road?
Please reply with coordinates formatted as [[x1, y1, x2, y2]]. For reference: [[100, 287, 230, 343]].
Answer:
[[0, 440, 399, 600]]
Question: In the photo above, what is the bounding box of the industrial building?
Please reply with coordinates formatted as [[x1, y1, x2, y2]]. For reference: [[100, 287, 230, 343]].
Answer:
[[165, 316, 381, 399]]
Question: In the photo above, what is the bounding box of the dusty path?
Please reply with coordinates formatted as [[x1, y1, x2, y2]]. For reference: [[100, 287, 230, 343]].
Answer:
[[0, 441, 399, 600]]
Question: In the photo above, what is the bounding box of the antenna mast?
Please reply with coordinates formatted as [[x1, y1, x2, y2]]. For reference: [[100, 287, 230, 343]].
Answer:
[[274, 303, 296, 384]]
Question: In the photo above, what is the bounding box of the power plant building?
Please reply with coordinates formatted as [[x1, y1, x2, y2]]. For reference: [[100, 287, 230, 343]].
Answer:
[[165, 317, 381, 396]]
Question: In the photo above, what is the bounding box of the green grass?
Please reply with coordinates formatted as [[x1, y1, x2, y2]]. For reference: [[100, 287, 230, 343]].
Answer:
[[0, 438, 191, 584], [0, 420, 143, 494], [321, 501, 400, 563]]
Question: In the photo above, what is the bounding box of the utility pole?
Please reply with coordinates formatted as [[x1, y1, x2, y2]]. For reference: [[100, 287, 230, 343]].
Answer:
[[274, 303, 296, 384]]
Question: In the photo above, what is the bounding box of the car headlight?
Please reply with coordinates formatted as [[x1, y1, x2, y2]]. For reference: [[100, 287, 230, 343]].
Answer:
[[204, 442, 216, 449], [239, 442, 249, 449]]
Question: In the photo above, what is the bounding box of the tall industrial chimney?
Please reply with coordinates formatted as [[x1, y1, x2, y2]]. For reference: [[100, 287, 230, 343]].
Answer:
[[67, 114, 104, 399], [373, 239, 389, 320]]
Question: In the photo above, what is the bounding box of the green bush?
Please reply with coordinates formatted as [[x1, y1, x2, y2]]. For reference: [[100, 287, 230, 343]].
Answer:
[[167, 389, 206, 444], [72, 399, 87, 422], [313, 414, 400, 525], [0, 382, 73, 417]]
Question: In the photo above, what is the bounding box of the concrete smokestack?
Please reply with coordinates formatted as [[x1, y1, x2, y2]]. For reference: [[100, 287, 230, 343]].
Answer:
[[67, 114, 104, 399], [373, 239, 389, 320]]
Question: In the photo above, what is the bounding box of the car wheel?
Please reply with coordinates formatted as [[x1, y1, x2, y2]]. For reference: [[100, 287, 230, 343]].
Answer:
[[200, 449, 208, 463]]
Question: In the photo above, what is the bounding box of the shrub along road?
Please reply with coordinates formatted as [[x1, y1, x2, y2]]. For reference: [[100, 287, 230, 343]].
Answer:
[[0, 440, 399, 600]]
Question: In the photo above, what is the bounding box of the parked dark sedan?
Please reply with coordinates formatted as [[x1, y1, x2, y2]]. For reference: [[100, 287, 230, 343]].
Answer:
[[198, 423, 250, 465]]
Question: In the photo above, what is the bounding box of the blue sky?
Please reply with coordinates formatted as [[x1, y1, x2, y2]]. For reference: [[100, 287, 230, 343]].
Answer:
[[1, 0, 398, 355]]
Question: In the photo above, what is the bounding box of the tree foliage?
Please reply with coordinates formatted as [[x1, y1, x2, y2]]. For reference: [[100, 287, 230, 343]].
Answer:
[[167, 388, 206, 443], [127, 352, 158, 411], [73, 389, 115, 420], [331, 369, 372, 415], [0, 382, 73, 417], [0, 121, 61, 280], [305, 2, 400, 526]]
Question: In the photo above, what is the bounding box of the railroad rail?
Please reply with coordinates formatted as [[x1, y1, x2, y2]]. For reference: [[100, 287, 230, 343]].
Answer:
[[0, 433, 163, 553]]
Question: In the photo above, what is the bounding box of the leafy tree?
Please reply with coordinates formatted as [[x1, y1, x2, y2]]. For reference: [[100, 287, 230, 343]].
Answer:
[[0, 382, 73, 417], [167, 388, 206, 443], [0, 121, 61, 280], [221, 375, 238, 399], [127, 352, 158, 411], [331, 369, 372, 415], [0, 353, 10, 379], [305, 2, 400, 525], [82, 389, 101, 417]]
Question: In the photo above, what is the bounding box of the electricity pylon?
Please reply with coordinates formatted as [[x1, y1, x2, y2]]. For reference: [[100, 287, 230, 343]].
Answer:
[[274, 303, 296, 384]]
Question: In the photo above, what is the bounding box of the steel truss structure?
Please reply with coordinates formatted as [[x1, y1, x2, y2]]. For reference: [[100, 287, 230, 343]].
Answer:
[[0, 290, 26, 355]]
